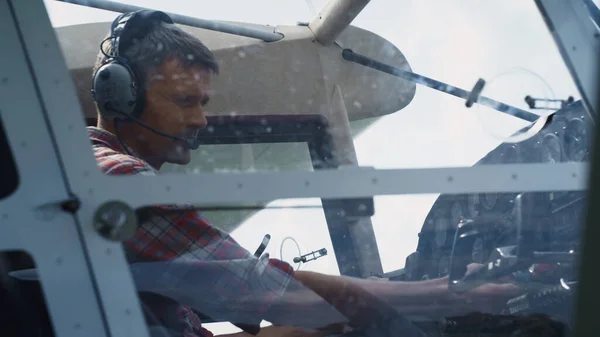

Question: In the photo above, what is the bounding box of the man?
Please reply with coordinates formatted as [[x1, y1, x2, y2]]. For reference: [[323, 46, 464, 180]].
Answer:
[[88, 10, 520, 337]]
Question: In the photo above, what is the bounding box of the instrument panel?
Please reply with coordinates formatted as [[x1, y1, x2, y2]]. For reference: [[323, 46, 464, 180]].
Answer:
[[408, 100, 592, 282], [381, 102, 594, 336]]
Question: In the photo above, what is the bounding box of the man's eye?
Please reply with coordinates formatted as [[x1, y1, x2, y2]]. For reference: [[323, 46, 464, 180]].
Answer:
[[175, 96, 196, 107]]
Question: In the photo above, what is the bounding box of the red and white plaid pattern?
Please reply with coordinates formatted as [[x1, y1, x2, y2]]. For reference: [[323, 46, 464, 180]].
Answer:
[[88, 126, 294, 336]]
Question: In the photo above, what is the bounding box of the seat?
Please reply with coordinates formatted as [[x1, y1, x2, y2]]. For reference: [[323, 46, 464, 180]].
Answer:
[[0, 252, 55, 337], [0, 117, 19, 200], [10, 268, 261, 336]]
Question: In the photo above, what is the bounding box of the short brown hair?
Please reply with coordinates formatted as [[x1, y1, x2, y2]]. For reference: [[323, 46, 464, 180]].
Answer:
[[93, 20, 219, 87]]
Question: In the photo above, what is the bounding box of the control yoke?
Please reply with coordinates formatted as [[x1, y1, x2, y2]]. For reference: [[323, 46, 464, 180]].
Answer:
[[447, 193, 578, 315]]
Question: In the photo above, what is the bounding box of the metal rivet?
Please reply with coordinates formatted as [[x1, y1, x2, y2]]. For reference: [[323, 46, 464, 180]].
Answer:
[[43, 43, 49, 48], [54, 79, 60, 85], [125, 309, 132, 315], [67, 124, 73, 131], [94, 201, 137, 242], [572, 173, 577, 178], [165, 186, 171, 192], [447, 176, 454, 183], [88, 188, 94, 195], [304, 181, 310, 187], [237, 183, 243, 189], [83, 171, 89, 177], [1, 213, 7, 219], [372, 178, 378, 184], [20, 141, 27, 148], [511, 174, 518, 180], [106, 248, 112, 255], [56, 257, 63, 265], [74, 323, 81, 330]]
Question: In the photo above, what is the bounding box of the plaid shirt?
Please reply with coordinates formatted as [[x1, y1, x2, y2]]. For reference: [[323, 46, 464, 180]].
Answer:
[[88, 126, 294, 337]]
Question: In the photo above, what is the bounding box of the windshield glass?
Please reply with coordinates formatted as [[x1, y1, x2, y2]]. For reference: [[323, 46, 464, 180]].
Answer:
[[4, 1, 594, 336], [46, 0, 591, 174]]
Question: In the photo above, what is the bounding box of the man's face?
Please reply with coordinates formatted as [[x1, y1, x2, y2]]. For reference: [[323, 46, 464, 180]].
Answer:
[[139, 57, 213, 167]]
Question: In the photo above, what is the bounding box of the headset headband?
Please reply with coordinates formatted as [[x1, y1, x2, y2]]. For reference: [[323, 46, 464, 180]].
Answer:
[[110, 10, 174, 58]]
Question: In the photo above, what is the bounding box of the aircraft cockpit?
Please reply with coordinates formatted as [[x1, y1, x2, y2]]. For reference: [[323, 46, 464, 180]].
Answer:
[[1, 0, 600, 336]]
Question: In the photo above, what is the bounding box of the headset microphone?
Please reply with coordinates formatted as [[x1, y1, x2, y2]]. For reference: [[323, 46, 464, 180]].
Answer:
[[104, 102, 200, 150], [126, 116, 200, 150]]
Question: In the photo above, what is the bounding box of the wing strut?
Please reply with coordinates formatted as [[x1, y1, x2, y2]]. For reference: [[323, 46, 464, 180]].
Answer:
[[54, 0, 284, 42], [341, 48, 550, 124]]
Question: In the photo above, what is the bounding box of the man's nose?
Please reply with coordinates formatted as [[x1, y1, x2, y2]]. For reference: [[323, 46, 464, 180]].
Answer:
[[189, 109, 208, 129]]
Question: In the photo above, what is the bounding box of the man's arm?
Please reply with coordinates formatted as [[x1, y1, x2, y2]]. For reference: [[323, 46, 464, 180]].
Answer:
[[263, 270, 448, 328], [263, 265, 521, 328]]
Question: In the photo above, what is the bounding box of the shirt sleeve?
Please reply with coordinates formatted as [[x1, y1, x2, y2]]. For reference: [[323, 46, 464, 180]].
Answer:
[[129, 206, 296, 324], [129, 253, 295, 325], [99, 156, 296, 326]]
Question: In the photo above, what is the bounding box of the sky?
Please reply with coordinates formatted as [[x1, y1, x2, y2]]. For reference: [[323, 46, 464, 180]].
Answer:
[[43, 0, 596, 334]]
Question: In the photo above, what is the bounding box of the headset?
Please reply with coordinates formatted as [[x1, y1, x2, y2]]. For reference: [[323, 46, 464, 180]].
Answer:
[[91, 10, 199, 150]]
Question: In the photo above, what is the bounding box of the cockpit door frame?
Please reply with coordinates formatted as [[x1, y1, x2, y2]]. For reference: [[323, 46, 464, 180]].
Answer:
[[1, 0, 596, 337]]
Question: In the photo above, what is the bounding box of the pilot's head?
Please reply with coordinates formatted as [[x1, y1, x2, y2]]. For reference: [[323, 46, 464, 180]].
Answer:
[[92, 11, 219, 169]]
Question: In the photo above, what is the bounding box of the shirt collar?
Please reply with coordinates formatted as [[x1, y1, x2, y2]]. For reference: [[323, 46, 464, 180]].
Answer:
[[87, 126, 139, 157]]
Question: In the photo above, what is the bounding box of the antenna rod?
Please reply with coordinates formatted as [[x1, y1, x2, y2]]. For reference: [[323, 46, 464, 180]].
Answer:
[[54, 0, 284, 42], [309, 0, 370, 45]]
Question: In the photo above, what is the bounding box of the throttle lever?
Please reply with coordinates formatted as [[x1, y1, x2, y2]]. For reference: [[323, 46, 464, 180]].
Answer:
[[448, 218, 483, 292], [448, 220, 527, 292]]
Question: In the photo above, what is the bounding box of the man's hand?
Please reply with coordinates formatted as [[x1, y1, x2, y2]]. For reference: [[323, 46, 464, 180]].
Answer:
[[438, 263, 523, 315], [346, 263, 523, 317]]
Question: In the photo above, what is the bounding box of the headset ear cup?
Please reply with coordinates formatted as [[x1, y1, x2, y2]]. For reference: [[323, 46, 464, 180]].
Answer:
[[92, 59, 140, 120]]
